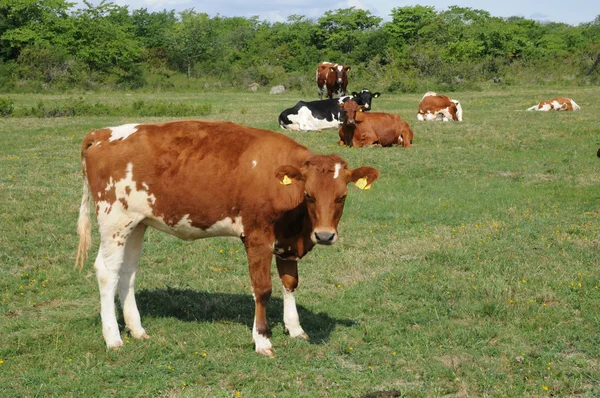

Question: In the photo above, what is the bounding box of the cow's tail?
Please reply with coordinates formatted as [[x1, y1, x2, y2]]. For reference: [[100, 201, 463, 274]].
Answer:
[[75, 142, 93, 270]]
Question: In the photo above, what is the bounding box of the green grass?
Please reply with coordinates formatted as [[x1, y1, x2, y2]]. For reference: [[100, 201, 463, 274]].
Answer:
[[1, 86, 599, 397]]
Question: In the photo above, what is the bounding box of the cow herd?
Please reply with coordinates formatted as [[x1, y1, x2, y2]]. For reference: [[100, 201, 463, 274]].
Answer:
[[280, 62, 582, 150], [75, 61, 585, 356]]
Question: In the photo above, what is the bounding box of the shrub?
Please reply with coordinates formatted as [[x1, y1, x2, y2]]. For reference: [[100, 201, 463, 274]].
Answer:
[[0, 97, 14, 117]]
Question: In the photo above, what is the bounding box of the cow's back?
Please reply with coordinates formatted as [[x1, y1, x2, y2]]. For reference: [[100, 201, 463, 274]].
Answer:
[[83, 120, 308, 234], [350, 113, 412, 147]]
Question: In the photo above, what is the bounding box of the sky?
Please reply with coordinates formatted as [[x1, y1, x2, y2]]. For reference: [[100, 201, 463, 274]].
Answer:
[[81, 0, 599, 26]]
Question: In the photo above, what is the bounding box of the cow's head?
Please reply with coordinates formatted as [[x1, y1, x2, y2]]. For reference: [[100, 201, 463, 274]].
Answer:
[[339, 99, 366, 126], [351, 89, 380, 110], [275, 155, 378, 245], [330, 64, 350, 84], [451, 99, 463, 121]]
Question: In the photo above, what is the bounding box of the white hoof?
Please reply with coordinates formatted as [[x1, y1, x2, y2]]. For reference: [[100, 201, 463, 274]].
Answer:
[[106, 338, 124, 349], [130, 328, 150, 340], [256, 347, 275, 357]]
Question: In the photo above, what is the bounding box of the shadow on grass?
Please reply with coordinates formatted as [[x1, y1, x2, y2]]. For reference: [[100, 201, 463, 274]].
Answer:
[[135, 286, 355, 344]]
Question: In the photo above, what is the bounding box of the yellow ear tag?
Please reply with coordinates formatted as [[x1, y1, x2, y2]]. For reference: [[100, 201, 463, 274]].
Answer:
[[355, 177, 368, 190], [281, 175, 292, 185]]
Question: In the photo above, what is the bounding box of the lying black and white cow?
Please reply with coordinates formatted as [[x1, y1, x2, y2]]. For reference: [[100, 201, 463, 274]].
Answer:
[[279, 89, 381, 131]]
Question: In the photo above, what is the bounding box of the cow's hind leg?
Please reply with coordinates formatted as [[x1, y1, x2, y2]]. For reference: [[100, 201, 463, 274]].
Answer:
[[117, 224, 149, 340], [95, 240, 127, 348], [276, 258, 308, 340], [95, 215, 142, 349]]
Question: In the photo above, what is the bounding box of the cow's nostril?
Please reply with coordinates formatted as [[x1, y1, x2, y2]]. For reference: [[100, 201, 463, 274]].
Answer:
[[315, 231, 336, 243]]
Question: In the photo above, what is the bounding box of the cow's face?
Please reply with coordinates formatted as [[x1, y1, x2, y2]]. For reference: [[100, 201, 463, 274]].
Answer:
[[330, 65, 350, 84], [276, 155, 378, 245], [339, 100, 366, 126], [351, 90, 381, 110]]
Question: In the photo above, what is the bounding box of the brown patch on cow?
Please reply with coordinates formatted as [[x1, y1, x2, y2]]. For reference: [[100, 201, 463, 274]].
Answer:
[[125, 221, 133, 227], [117, 241, 125, 246], [119, 197, 129, 210], [125, 186, 132, 196]]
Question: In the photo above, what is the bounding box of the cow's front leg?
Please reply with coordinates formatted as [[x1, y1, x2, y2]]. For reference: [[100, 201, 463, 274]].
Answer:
[[276, 258, 309, 340], [245, 241, 274, 356]]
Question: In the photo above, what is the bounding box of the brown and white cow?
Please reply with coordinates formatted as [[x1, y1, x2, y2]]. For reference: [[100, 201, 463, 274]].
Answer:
[[527, 97, 581, 111], [75, 120, 379, 356], [338, 100, 413, 148], [316, 62, 350, 99], [417, 92, 463, 122]]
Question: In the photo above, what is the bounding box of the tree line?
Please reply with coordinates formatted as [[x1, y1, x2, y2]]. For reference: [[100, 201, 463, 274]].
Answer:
[[1, 0, 599, 92]]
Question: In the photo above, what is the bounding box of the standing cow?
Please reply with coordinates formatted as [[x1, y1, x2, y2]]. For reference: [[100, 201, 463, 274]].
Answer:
[[75, 120, 379, 356], [339, 100, 413, 148], [417, 92, 463, 122], [316, 62, 351, 99]]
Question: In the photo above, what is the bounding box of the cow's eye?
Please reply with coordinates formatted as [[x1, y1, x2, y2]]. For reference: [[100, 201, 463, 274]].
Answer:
[[336, 195, 346, 203], [304, 191, 315, 203]]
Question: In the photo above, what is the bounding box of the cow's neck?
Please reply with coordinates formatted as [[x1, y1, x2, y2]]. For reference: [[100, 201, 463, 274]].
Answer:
[[274, 201, 315, 260], [340, 122, 356, 146]]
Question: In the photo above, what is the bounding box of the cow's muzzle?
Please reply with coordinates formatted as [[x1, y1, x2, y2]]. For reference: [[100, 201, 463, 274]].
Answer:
[[313, 229, 337, 245]]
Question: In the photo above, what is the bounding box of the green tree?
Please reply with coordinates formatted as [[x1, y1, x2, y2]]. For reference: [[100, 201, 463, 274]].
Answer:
[[167, 10, 218, 78], [0, 0, 75, 59], [72, 1, 142, 71]]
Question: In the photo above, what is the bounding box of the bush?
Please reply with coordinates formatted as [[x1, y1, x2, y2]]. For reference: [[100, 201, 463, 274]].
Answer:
[[0, 97, 14, 117]]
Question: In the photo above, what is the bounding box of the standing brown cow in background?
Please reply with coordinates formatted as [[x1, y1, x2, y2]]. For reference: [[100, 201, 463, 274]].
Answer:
[[316, 62, 350, 99]]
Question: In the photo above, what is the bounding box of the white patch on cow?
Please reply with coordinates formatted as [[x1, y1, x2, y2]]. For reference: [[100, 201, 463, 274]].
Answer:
[[108, 124, 139, 142], [417, 113, 425, 121], [551, 100, 565, 111], [252, 160, 257, 168], [153, 214, 244, 241], [438, 107, 454, 121], [337, 65, 343, 71], [285, 106, 340, 131], [333, 163, 341, 179], [570, 99, 581, 110], [422, 91, 437, 100], [282, 285, 305, 338], [538, 103, 552, 111], [142, 182, 149, 190], [252, 295, 273, 354], [96, 162, 155, 243]]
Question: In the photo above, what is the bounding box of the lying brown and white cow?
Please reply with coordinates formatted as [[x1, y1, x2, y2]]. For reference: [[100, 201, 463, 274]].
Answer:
[[338, 100, 413, 148], [75, 120, 378, 356], [527, 97, 581, 111], [316, 62, 350, 99], [417, 92, 463, 121]]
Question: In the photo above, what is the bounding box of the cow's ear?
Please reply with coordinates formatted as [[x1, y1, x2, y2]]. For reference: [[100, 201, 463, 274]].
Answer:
[[373, 92, 381, 98], [351, 92, 359, 97], [338, 102, 345, 109], [346, 166, 379, 190], [275, 165, 304, 185], [330, 67, 335, 73], [346, 66, 351, 72]]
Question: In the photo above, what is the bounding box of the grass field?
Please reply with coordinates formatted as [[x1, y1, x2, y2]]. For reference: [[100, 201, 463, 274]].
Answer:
[[1, 86, 599, 397]]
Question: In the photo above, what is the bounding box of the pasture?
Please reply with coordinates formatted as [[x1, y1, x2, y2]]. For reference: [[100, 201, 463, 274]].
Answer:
[[1, 86, 599, 397]]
